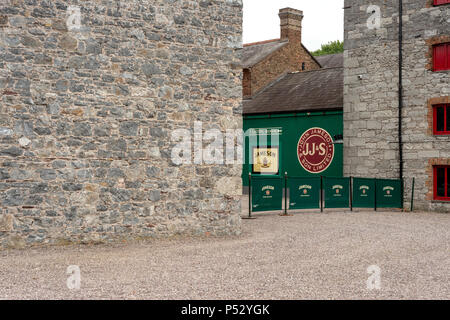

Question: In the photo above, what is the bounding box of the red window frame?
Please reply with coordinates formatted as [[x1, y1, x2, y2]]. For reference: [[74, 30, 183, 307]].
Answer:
[[434, 166, 450, 201], [433, 43, 450, 71], [433, 104, 450, 135], [434, 0, 450, 6]]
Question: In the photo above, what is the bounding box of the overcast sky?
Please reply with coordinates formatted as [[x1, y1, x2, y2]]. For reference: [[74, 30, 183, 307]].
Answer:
[[243, 0, 344, 51]]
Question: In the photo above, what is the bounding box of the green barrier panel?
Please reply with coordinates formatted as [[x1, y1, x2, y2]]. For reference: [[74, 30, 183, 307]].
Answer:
[[376, 179, 403, 208], [288, 177, 321, 210], [353, 178, 376, 208], [324, 177, 350, 208], [251, 177, 283, 212]]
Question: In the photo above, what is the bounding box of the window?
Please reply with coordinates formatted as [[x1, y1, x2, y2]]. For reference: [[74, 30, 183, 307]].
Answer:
[[301, 62, 305, 71], [433, 43, 450, 71], [433, 104, 450, 134], [434, 0, 450, 5], [243, 68, 252, 97], [434, 166, 450, 201]]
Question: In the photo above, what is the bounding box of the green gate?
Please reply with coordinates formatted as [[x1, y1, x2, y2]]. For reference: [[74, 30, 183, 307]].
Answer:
[[288, 177, 321, 210], [243, 111, 344, 187], [323, 177, 350, 209], [248, 175, 404, 215], [251, 177, 283, 212], [375, 179, 403, 209], [352, 178, 376, 208]]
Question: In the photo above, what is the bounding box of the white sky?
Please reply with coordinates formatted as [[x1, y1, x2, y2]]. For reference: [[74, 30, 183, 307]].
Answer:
[[243, 0, 344, 51]]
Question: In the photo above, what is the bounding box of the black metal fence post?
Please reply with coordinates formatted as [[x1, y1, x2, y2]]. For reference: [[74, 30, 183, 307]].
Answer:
[[401, 178, 405, 210], [248, 173, 252, 218], [350, 176, 353, 212], [374, 179, 377, 212], [410, 177, 415, 212], [320, 176, 323, 213], [284, 172, 288, 216]]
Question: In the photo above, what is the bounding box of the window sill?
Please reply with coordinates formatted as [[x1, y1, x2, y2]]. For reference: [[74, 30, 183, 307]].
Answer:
[[432, 69, 450, 73], [432, 199, 450, 203]]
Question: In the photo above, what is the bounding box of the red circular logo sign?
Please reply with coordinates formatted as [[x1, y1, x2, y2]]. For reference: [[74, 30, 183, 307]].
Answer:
[[297, 127, 334, 174]]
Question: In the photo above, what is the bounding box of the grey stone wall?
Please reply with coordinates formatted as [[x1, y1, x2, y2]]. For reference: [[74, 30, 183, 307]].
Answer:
[[0, 0, 243, 248], [344, 0, 449, 211]]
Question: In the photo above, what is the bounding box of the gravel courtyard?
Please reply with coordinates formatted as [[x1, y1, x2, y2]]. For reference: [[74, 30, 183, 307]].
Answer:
[[0, 209, 449, 300]]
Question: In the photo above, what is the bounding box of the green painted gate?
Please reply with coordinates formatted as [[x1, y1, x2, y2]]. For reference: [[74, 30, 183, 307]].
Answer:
[[376, 179, 403, 209], [352, 178, 376, 208], [288, 177, 321, 210], [243, 111, 343, 187], [247, 176, 404, 216], [323, 177, 350, 208], [251, 177, 283, 212]]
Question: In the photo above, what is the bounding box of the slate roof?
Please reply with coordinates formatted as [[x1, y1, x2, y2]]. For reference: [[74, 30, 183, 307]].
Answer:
[[241, 39, 322, 69], [243, 65, 343, 115], [315, 53, 343, 68], [241, 39, 289, 69]]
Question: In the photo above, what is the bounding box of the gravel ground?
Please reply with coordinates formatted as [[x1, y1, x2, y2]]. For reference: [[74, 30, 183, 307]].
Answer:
[[0, 204, 449, 299]]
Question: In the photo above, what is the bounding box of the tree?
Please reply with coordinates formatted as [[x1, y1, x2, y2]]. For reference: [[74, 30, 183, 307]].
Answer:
[[312, 40, 344, 56]]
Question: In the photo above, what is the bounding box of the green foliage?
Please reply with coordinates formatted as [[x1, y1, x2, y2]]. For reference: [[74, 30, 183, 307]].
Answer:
[[312, 40, 344, 56]]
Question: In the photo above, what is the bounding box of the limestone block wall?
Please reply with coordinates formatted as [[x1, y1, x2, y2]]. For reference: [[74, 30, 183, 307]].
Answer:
[[0, 0, 243, 248], [344, 0, 449, 211]]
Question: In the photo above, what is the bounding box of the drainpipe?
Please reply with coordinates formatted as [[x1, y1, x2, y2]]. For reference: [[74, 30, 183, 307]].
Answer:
[[398, 0, 404, 182]]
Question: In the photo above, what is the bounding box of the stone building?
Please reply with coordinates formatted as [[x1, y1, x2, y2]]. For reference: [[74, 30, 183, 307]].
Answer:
[[344, 0, 450, 211], [241, 8, 344, 186], [0, 0, 243, 248], [242, 8, 321, 98]]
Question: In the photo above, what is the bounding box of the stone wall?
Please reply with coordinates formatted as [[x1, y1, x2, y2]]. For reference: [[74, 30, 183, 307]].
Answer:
[[344, 0, 450, 211], [0, 0, 243, 248]]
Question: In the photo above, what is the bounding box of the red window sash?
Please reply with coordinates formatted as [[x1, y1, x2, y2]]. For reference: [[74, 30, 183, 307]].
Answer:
[[433, 44, 449, 71], [434, 166, 450, 201], [448, 44, 450, 69], [433, 104, 450, 135], [434, 0, 450, 6]]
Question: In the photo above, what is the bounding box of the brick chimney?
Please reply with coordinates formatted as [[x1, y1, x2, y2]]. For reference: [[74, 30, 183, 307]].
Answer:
[[279, 8, 303, 43]]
